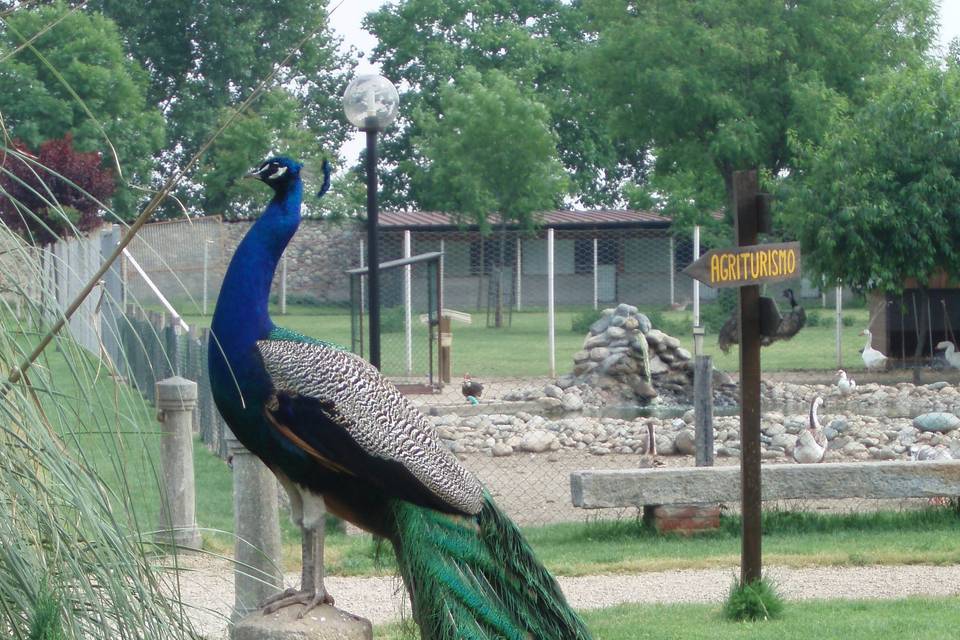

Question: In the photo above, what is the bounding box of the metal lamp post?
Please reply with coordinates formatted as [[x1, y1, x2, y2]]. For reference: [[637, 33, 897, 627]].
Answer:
[[343, 73, 399, 371]]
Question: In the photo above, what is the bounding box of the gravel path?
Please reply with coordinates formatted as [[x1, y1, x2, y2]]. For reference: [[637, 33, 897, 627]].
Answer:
[[172, 556, 960, 638]]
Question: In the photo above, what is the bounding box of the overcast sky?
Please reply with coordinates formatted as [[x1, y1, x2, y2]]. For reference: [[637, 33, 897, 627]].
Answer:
[[329, 0, 960, 162]]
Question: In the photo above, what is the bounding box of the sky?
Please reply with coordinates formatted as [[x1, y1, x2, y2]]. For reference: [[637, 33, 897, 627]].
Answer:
[[329, 0, 960, 162]]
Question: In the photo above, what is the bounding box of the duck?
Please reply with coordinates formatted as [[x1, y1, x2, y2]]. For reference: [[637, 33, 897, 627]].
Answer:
[[641, 421, 666, 468], [935, 341, 960, 369], [836, 369, 857, 395], [461, 373, 484, 405], [859, 329, 889, 370], [793, 396, 828, 464]]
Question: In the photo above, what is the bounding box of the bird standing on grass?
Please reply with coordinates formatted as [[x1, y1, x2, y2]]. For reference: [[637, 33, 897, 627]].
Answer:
[[209, 156, 590, 639]]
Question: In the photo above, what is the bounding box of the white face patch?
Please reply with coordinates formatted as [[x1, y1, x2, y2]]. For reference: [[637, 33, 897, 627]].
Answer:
[[266, 165, 288, 179]]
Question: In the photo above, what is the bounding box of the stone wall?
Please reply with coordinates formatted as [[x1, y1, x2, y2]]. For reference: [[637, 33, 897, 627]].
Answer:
[[125, 218, 362, 306], [222, 220, 362, 305]]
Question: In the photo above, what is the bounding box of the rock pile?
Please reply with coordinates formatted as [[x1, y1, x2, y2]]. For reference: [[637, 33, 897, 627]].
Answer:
[[564, 303, 736, 407], [428, 402, 960, 462]]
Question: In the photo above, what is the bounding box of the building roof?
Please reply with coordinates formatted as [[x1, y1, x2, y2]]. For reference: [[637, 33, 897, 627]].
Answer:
[[377, 209, 673, 230]]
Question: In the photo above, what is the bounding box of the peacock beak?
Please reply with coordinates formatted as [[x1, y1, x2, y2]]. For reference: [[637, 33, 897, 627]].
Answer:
[[243, 169, 262, 181]]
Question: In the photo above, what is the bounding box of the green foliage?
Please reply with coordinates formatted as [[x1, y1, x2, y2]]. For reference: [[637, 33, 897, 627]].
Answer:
[[413, 67, 568, 233], [367, 0, 638, 207], [724, 576, 785, 622], [699, 302, 732, 334], [571, 308, 603, 334], [197, 90, 332, 219], [28, 588, 63, 640], [780, 61, 960, 293], [585, 0, 937, 216], [92, 0, 354, 217], [0, 2, 165, 218]]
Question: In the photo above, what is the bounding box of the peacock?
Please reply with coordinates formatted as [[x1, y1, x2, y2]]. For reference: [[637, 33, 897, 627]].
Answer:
[[208, 156, 591, 639]]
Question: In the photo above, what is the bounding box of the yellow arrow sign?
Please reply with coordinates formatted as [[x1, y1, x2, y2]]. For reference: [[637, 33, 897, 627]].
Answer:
[[683, 241, 801, 288]]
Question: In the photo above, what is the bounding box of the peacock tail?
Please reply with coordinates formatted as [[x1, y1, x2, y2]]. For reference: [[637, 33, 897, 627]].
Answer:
[[390, 492, 592, 640]]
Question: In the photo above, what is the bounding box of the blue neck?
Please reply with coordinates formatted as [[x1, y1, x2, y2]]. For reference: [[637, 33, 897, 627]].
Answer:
[[211, 180, 302, 358]]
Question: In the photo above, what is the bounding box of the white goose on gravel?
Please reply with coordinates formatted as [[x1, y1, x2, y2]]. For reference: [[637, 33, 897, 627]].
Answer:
[[836, 369, 857, 395], [794, 396, 828, 464], [859, 329, 889, 371]]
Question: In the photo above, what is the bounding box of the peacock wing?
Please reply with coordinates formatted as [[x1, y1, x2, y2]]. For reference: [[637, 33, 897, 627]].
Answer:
[[256, 339, 483, 516]]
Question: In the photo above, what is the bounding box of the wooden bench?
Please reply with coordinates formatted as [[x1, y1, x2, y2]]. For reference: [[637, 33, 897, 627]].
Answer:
[[571, 460, 960, 531]]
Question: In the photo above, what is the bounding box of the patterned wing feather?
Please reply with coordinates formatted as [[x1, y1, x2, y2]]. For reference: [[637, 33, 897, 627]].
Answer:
[[256, 339, 483, 515]]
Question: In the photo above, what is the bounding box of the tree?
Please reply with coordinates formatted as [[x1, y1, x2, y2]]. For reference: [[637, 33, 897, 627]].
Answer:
[[197, 90, 333, 219], [781, 62, 960, 296], [584, 0, 938, 221], [0, 134, 116, 244], [0, 2, 164, 218], [91, 0, 354, 216], [413, 68, 567, 326], [365, 0, 641, 208]]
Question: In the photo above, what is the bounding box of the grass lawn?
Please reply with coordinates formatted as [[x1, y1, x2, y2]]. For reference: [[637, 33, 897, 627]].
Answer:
[[289, 506, 960, 578], [521, 509, 960, 575], [169, 302, 872, 377], [377, 597, 960, 640], [30, 333, 960, 578]]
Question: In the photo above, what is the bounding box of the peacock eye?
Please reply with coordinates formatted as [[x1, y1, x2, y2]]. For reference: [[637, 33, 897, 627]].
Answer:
[[265, 164, 288, 180]]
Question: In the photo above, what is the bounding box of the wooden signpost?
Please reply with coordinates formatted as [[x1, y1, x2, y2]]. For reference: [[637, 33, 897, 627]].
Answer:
[[683, 241, 801, 289], [683, 170, 799, 587]]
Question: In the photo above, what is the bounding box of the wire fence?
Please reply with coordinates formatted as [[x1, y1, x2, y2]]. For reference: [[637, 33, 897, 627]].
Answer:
[[30, 217, 881, 528]]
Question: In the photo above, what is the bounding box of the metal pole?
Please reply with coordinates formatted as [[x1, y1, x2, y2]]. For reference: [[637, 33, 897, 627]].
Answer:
[[366, 127, 381, 370], [515, 237, 522, 311], [735, 170, 762, 586], [693, 225, 703, 355], [439, 239, 445, 309], [359, 240, 366, 316], [592, 237, 598, 310], [835, 284, 842, 368], [403, 229, 412, 376], [547, 228, 556, 378], [669, 235, 675, 307], [202, 240, 210, 316]]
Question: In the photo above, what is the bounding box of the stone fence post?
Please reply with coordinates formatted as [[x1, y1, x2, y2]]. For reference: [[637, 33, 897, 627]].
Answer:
[[155, 376, 202, 549], [225, 430, 283, 621]]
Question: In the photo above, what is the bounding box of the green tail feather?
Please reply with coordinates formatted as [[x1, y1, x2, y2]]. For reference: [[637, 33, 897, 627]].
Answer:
[[390, 494, 592, 640]]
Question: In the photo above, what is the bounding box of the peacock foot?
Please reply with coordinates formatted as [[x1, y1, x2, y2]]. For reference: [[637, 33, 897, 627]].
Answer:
[[261, 587, 335, 617]]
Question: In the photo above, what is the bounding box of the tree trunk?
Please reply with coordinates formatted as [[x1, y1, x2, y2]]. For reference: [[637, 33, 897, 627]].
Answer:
[[913, 287, 931, 360]]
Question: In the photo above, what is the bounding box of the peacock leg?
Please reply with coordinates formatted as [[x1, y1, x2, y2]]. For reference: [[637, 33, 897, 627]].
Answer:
[[262, 492, 333, 616]]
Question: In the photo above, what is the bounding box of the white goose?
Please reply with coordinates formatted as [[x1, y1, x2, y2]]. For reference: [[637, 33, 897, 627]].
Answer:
[[935, 341, 960, 369], [859, 329, 888, 371], [793, 396, 828, 464], [836, 369, 857, 395]]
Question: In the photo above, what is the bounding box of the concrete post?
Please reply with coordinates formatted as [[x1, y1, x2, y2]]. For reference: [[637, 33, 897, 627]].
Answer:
[[694, 355, 714, 467], [225, 429, 283, 620], [155, 376, 202, 550]]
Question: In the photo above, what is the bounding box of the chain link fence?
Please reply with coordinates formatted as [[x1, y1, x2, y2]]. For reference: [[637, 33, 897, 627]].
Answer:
[[40, 215, 874, 529]]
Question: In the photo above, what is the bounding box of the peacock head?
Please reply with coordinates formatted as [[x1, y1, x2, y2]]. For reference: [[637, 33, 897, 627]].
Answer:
[[246, 156, 302, 192]]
